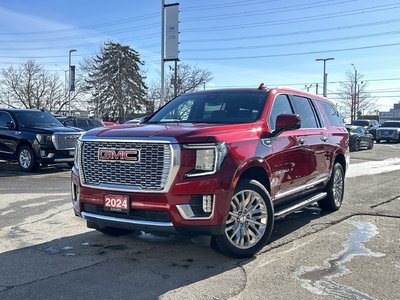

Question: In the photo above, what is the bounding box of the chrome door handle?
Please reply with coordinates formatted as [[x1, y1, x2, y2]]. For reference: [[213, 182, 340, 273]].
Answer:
[[298, 138, 305, 145], [321, 136, 327, 142]]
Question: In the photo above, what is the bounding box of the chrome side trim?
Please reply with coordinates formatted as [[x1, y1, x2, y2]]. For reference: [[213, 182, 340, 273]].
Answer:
[[53, 158, 74, 162], [274, 176, 329, 200], [81, 212, 174, 228], [0, 149, 13, 154], [78, 138, 180, 194], [274, 192, 327, 219]]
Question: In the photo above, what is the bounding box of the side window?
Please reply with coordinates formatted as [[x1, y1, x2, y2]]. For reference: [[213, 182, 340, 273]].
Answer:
[[0, 112, 13, 128], [63, 119, 75, 127], [291, 95, 318, 128], [269, 94, 294, 130], [77, 118, 89, 130], [319, 101, 344, 126]]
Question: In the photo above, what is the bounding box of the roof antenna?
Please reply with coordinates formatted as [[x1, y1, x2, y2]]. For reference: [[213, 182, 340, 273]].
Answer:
[[258, 83, 266, 90]]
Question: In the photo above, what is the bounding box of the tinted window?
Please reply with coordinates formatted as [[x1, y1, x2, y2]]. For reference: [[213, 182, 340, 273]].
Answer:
[[63, 119, 75, 127], [12, 111, 63, 127], [269, 94, 293, 130], [352, 120, 369, 126], [0, 112, 13, 127], [89, 119, 103, 127], [148, 92, 267, 124], [291, 96, 318, 128], [382, 121, 400, 127], [319, 101, 344, 126], [77, 118, 89, 130]]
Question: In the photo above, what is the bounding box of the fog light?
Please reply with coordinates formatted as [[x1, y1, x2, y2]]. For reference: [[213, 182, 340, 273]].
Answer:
[[202, 195, 213, 213]]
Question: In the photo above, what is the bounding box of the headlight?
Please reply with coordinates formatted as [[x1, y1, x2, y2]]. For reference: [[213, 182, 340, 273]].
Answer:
[[36, 134, 53, 145], [184, 142, 227, 177], [74, 140, 82, 167]]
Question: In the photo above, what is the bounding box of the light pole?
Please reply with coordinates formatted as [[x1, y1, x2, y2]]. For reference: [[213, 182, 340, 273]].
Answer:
[[315, 58, 334, 97], [351, 63, 358, 122], [68, 49, 77, 116]]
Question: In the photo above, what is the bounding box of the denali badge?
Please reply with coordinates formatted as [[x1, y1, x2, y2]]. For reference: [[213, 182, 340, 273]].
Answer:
[[98, 149, 140, 163]]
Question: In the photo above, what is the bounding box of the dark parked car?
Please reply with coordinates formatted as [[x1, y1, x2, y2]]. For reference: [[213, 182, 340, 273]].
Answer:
[[345, 125, 374, 151], [351, 119, 380, 138], [57, 116, 104, 131], [0, 109, 83, 171], [376, 120, 400, 143]]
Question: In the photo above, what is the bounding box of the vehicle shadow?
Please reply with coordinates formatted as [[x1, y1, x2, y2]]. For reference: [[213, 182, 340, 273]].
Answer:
[[0, 205, 330, 299]]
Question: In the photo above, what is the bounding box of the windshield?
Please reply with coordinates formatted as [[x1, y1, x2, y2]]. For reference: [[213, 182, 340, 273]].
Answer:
[[12, 111, 64, 127], [382, 121, 400, 128], [148, 91, 268, 124], [352, 120, 368, 126]]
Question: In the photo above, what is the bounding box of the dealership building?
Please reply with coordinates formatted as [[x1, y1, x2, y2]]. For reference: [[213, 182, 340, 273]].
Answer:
[[379, 103, 400, 124]]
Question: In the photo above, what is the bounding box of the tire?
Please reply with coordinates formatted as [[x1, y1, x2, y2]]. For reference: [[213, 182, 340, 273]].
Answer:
[[376, 139, 381, 144], [353, 139, 360, 151], [211, 179, 274, 258], [88, 222, 134, 236], [368, 140, 374, 149], [318, 163, 345, 211], [17, 145, 39, 171]]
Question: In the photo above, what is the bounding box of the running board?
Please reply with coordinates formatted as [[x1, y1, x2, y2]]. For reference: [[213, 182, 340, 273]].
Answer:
[[274, 192, 327, 220]]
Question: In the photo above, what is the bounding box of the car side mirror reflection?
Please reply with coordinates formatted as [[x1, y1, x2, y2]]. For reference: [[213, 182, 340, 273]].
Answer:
[[270, 114, 302, 138]]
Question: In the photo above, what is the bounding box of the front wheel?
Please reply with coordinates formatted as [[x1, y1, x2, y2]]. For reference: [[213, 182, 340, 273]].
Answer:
[[211, 179, 274, 258], [318, 163, 345, 211], [368, 140, 374, 149], [18, 145, 38, 171]]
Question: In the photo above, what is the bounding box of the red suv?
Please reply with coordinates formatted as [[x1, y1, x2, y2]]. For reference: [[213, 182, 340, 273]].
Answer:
[[71, 86, 349, 257]]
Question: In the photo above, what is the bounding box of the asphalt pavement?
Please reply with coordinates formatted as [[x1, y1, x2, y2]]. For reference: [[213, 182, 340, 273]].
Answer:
[[0, 143, 399, 299]]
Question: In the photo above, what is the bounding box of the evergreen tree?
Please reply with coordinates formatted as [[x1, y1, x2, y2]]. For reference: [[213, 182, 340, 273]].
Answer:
[[86, 42, 148, 122]]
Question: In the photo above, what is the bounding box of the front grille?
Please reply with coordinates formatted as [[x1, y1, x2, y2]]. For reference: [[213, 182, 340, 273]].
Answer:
[[80, 141, 173, 191], [53, 132, 81, 150]]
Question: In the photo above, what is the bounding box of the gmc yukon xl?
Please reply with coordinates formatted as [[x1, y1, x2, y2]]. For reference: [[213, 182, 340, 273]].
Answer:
[[71, 86, 349, 257]]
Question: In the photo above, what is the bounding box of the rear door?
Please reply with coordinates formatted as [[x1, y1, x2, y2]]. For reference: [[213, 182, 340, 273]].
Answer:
[[0, 111, 18, 156], [290, 95, 330, 187]]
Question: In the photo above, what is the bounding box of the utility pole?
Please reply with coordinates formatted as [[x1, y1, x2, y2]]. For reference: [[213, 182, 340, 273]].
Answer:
[[68, 49, 77, 116], [305, 84, 313, 92], [315, 58, 334, 97], [351, 64, 358, 122], [160, 0, 165, 107]]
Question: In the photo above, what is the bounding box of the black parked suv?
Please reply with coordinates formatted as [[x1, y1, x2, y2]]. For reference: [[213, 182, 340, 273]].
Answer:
[[0, 109, 83, 171], [351, 119, 380, 138]]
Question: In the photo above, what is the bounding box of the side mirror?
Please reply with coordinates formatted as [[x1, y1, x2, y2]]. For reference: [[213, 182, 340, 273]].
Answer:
[[139, 115, 150, 124], [5, 121, 15, 130], [270, 114, 301, 138]]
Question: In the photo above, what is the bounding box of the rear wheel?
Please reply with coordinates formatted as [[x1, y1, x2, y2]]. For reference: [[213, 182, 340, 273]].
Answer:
[[17, 145, 39, 171], [211, 179, 274, 258], [318, 163, 344, 211]]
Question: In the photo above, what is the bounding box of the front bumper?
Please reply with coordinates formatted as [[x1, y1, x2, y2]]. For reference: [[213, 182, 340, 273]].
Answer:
[[33, 144, 75, 163], [71, 167, 230, 235]]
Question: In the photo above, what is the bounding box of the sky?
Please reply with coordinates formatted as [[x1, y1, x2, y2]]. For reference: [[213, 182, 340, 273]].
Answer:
[[0, 0, 399, 112]]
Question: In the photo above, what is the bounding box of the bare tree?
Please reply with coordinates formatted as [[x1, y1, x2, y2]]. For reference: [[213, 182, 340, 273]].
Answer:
[[336, 70, 377, 122], [0, 60, 66, 112], [147, 63, 213, 112]]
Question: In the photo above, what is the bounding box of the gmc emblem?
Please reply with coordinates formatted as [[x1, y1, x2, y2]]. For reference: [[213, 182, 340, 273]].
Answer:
[[98, 149, 140, 163]]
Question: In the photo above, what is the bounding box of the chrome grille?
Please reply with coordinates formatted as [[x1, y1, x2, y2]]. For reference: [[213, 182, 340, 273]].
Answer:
[[53, 132, 82, 150], [80, 141, 172, 191]]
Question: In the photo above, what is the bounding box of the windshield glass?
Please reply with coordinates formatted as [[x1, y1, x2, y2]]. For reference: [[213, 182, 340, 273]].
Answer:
[[12, 111, 64, 127], [352, 120, 368, 126], [148, 91, 268, 124], [382, 121, 400, 128]]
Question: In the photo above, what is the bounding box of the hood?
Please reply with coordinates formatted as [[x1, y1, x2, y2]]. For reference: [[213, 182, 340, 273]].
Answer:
[[22, 125, 82, 134], [81, 122, 261, 143]]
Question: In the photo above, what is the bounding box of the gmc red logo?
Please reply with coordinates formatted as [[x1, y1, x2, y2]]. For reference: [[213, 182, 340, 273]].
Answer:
[[98, 149, 140, 162]]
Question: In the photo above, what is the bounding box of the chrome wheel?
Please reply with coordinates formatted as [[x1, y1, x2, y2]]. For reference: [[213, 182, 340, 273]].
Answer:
[[225, 189, 268, 250], [332, 168, 344, 207], [19, 149, 32, 169]]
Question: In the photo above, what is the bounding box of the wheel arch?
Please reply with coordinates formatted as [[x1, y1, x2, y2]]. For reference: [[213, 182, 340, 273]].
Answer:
[[232, 159, 271, 195]]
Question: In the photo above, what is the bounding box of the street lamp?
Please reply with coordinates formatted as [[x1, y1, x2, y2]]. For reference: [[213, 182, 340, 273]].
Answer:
[[351, 63, 358, 121], [315, 58, 334, 97], [68, 49, 77, 116]]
